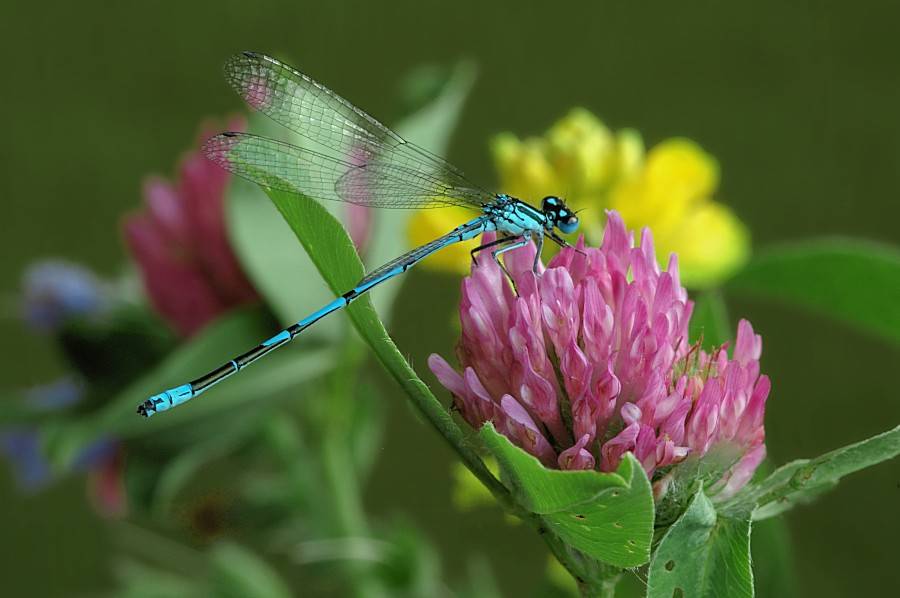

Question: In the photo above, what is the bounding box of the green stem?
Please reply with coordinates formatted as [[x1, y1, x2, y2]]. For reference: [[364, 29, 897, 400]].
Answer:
[[115, 521, 206, 575], [597, 576, 622, 598], [349, 306, 614, 593], [268, 191, 516, 516], [539, 528, 623, 597], [321, 338, 385, 598], [351, 311, 518, 513]]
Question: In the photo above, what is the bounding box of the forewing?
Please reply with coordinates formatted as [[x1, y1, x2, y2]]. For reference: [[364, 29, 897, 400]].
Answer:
[[223, 52, 489, 207]]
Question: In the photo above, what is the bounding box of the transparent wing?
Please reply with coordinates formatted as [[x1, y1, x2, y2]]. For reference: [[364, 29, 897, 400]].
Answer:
[[203, 132, 487, 209], [222, 51, 490, 208]]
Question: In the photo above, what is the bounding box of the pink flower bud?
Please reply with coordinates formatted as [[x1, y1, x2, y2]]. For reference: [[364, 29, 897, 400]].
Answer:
[[559, 434, 596, 470]]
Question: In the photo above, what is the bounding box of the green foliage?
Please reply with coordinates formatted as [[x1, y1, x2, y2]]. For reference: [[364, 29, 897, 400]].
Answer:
[[261, 181, 506, 495], [41, 308, 335, 469], [479, 422, 653, 568], [647, 490, 753, 598], [114, 559, 205, 598], [688, 290, 731, 348], [723, 424, 900, 520], [150, 413, 261, 516], [750, 515, 798, 598], [210, 542, 293, 598], [227, 169, 344, 334], [728, 238, 900, 345], [60, 303, 175, 390]]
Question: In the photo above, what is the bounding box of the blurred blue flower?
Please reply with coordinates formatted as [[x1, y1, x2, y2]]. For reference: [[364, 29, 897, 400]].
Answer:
[[0, 430, 52, 490], [1, 377, 88, 491], [1, 376, 124, 515], [21, 260, 109, 333], [23, 376, 83, 410]]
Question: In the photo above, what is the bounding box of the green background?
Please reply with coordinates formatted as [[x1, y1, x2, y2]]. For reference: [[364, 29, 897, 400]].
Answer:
[[1, 1, 898, 596]]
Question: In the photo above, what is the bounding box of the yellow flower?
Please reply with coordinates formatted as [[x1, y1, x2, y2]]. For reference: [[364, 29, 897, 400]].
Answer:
[[407, 206, 478, 275], [492, 108, 642, 214], [406, 108, 749, 287]]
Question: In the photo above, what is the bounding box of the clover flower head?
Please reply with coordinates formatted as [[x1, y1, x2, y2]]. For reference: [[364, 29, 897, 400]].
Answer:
[[429, 211, 769, 499]]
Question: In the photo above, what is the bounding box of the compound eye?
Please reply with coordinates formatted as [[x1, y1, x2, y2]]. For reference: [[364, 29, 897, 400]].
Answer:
[[542, 196, 559, 211], [558, 214, 579, 235]]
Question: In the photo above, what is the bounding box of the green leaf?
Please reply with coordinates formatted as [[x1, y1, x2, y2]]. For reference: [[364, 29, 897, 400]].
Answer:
[[647, 490, 753, 598], [103, 308, 333, 434], [727, 238, 900, 345], [210, 542, 292, 598], [723, 424, 900, 520], [263, 185, 507, 520], [227, 163, 344, 334], [751, 515, 798, 597], [227, 61, 476, 325], [392, 61, 476, 153], [114, 559, 205, 598], [151, 413, 260, 516], [479, 422, 653, 567], [689, 290, 731, 348]]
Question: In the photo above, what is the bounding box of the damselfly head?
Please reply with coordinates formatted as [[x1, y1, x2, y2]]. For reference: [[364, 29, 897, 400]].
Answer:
[[542, 196, 579, 235]]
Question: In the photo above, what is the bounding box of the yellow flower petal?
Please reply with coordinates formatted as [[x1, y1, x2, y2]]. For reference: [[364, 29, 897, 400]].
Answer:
[[493, 134, 562, 202], [642, 138, 720, 207], [406, 206, 480, 274], [548, 108, 616, 193], [615, 128, 645, 179], [611, 139, 717, 225], [658, 201, 750, 288]]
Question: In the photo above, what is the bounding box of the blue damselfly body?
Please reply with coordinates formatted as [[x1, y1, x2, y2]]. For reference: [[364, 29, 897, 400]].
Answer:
[[137, 52, 579, 417]]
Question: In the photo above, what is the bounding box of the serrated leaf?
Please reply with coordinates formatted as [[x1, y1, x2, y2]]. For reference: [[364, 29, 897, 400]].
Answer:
[[727, 238, 900, 345], [722, 424, 900, 520], [210, 542, 292, 598], [479, 422, 653, 567], [647, 490, 753, 598]]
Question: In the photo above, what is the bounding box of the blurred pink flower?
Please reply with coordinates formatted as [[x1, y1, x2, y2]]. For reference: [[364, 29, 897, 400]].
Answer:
[[347, 203, 372, 254], [123, 118, 259, 337], [429, 211, 770, 499]]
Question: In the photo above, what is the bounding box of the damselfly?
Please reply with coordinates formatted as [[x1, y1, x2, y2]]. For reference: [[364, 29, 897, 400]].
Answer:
[[137, 52, 580, 418]]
